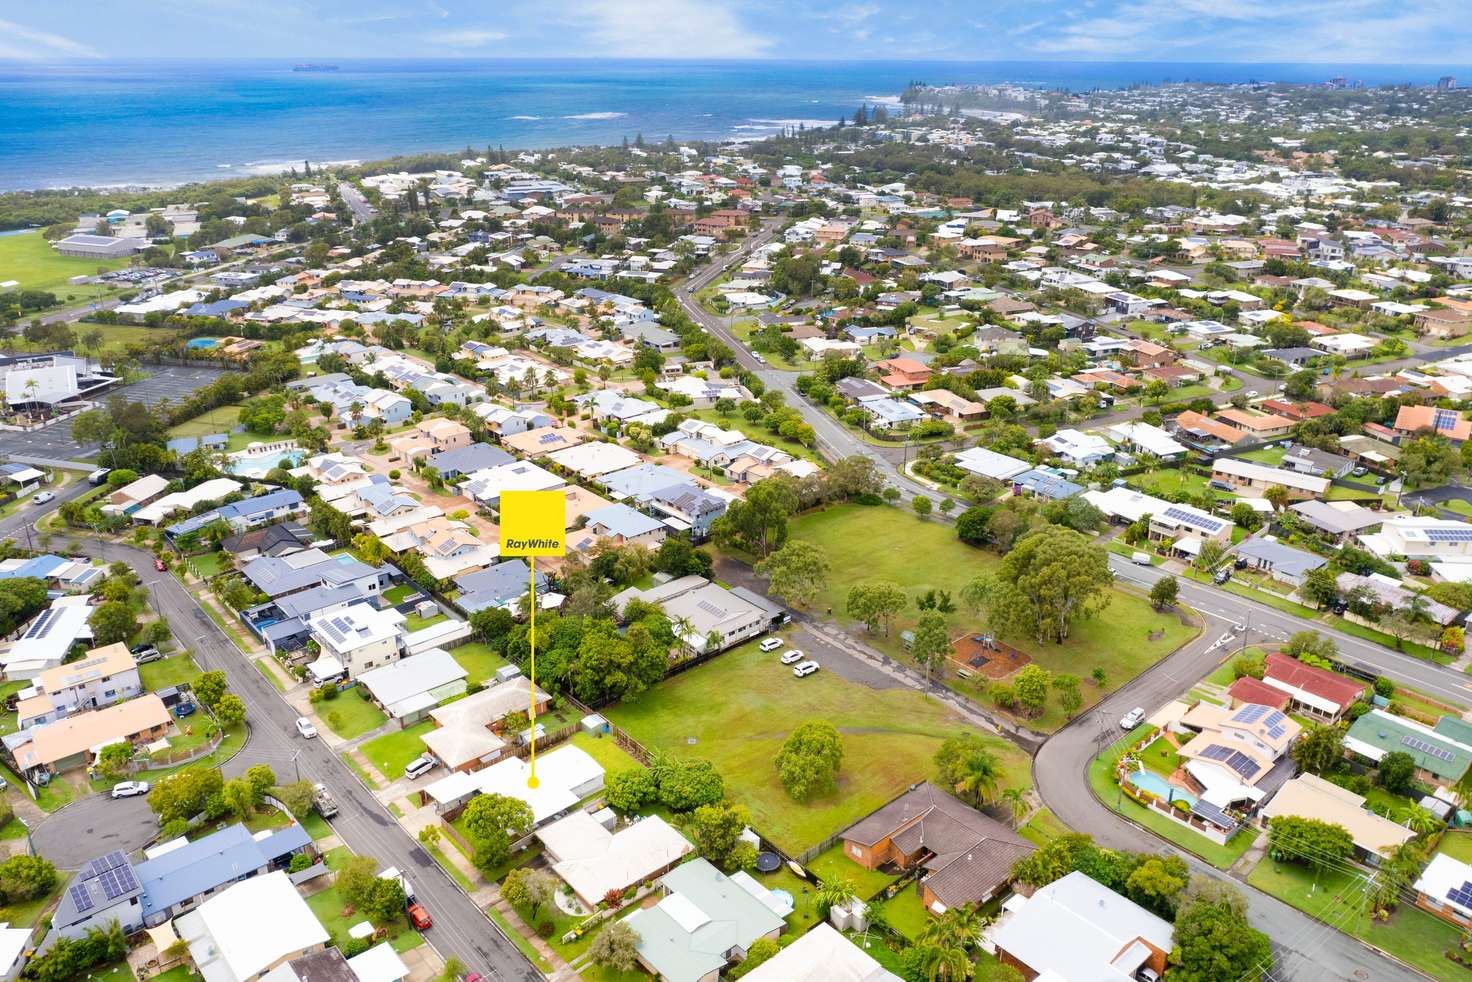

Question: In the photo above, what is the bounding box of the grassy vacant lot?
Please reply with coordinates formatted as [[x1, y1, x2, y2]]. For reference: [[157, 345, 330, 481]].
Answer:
[[449, 642, 508, 684], [1248, 856, 1459, 979], [788, 505, 1199, 730], [606, 637, 1028, 856], [360, 720, 434, 779], [0, 230, 129, 301], [140, 653, 200, 691]]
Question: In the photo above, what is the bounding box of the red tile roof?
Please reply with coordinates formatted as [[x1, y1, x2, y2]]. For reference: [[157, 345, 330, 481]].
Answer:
[[1263, 652, 1368, 709], [1227, 676, 1291, 710]]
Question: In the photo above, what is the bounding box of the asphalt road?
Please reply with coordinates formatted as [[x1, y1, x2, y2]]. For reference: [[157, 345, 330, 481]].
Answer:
[[40, 535, 539, 982], [340, 185, 378, 224]]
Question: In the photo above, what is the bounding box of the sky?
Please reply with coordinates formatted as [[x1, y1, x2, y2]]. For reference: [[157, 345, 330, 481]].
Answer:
[[4, 0, 1472, 63]]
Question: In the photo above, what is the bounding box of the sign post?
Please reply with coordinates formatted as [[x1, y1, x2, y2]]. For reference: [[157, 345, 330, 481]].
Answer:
[[498, 490, 566, 788]]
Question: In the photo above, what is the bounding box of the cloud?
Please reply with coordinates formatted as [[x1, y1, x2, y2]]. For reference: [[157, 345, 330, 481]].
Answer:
[[421, 27, 509, 48], [0, 18, 100, 59], [565, 0, 772, 58]]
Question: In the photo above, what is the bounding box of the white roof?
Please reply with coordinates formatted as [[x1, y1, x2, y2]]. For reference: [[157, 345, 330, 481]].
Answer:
[[954, 446, 1030, 481], [1082, 486, 1171, 523], [547, 441, 642, 478], [741, 923, 900, 982], [422, 743, 603, 821], [538, 810, 691, 903], [1415, 853, 1472, 918], [309, 602, 405, 656], [133, 478, 243, 524], [0, 926, 27, 976], [346, 942, 410, 982], [357, 647, 466, 710], [1211, 457, 1329, 494], [1108, 421, 1187, 458], [177, 871, 328, 982]]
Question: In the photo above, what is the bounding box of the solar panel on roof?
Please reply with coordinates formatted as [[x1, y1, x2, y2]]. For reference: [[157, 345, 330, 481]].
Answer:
[[1434, 409, 1460, 432], [1200, 744, 1234, 762], [1226, 751, 1261, 779], [1233, 704, 1269, 724], [1404, 734, 1456, 761], [1426, 528, 1472, 542]]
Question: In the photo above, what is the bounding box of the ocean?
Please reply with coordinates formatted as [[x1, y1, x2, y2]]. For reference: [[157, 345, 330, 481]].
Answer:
[[1, 58, 1469, 192]]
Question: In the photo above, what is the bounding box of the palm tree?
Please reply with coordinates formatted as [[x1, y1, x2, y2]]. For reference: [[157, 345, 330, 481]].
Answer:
[[911, 939, 972, 982], [953, 747, 1001, 809], [816, 876, 856, 917], [1402, 803, 1441, 838], [670, 616, 696, 659], [1000, 786, 1029, 828]]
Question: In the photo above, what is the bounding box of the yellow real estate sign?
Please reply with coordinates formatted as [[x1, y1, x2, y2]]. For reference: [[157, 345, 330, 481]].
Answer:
[[497, 490, 566, 787]]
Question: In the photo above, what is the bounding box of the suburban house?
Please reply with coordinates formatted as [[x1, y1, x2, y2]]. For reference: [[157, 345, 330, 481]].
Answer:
[[1260, 652, 1368, 722], [99, 474, 171, 519], [839, 783, 1035, 916], [1209, 457, 1329, 499], [1215, 408, 1294, 439], [740, 923, 901, 982], [1414, 853, 1472, 928], [455, 559, 548, 613], [1260, 774, 1414, 865], [575, 503, 668, 550], [2, 694, 172, 780], [611, 576, 781, 654], [176, 872, 330, 982], [1345, 710, 1472, 789], [1175, 702, 1301, 807], [872, 357, 932, 391], [623, 858, 788, 982], [1171, 410, 1247, 449], [420, 675, 551, 773], [14, 643, 141, 730], [356, 648, 469, 725], [1233, 536, 1328, 587], [163, 488, 309, 541], [987, 871, 1173, 981], [537, 809, 692, 907], [1358, 516, 1472, 563], [419, 742, 603, 819], [646, 485, 727, 542], [1393, 405, 1472, 443], [1288, 500, 1383, 544], [306, 602, 407, 679]]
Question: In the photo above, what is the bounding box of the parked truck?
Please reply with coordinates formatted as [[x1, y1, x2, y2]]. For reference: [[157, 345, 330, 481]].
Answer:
[[312, 783, 338, 819]]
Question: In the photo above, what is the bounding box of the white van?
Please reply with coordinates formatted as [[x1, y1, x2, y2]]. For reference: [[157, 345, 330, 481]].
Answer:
[[1131, 552, 1151, 565]]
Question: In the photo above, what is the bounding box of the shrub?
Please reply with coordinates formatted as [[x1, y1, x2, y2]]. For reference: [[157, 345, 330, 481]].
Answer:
[[536, 921, 554, 939], [288, 853, 314, 873]]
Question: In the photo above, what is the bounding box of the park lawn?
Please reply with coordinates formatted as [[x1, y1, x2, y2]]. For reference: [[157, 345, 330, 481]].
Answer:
[[140, 653, 200, 691], [449, 642, 509, 684], [806, 842, 899, 898], [1248, 857, 1460, 979], [788, 504, 1198, 732], [606, 637, 1028, 857], [1018, 807, 1072, 847], [360, 720, 434, 779], [569, 731, 644, 780], [304, 883, 425, 954], [319, 692, 388, 740], [1088, 734, 1259, 869], [0, 230, 129, 300], [1438, 832, 1472, 864], [166, 404, 243, 439]]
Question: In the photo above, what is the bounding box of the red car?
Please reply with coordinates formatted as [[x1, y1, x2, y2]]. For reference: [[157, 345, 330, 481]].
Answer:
[[408, 903, 432, 930], [153, 558, 166, 571]]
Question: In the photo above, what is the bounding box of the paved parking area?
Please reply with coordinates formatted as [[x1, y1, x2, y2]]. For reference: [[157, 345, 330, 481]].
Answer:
[[0, 365, 228, 462]]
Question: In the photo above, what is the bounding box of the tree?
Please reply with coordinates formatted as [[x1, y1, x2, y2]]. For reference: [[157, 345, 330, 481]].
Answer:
[[774, 721, 844, 801], [1377, 751, 1416, 796], [1012, 664, 1052, 718], [462, 793, 535, 872], [89, 601, 138, 645], [1283, 630, 1337, 665], [148, 767, 224, 823], [754, 540, 828, 608], [935, 732, 1001, 808], [727, 937, 779, 979], [1168, 879, 1271, 982], [221, 777, 255, 820], [1290, 722, 1344, 775], [1125, 855, 1189, 918], [0, 854, 55, 904], [912, 495, 933, 518], [1149, 575, 1179, 610], [214, 692, 246, 728], [1263, 484, 1291, 512], [846, 581, 908, 636], [910, 609, 952, 683], [711, 477, 797, 556], [1301, 566, 1340, 609], [501, 867, 556, 922], [1267, 815, 1353, 874], [686, 800, 756, 872], [364, 876, 407, 922], [605, 767, 657, 813], [981, 526, 1113, 644], [96, 742, 134, 781], [1000, 786, 1029, 827], [193, 670, 228, 710], [1053, 672, 1083, 719], [336, 855, 380, 908], [652, 756, 724, 812], [589, 921, 640, 971]]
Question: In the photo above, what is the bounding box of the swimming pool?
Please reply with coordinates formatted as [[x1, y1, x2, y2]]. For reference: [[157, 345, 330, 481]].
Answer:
[[226, 450, 303, 477], [186, 337, 220, 349], [1126, 767, 1197, 807]]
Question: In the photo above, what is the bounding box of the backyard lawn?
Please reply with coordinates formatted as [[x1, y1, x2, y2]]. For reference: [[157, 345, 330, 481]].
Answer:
[[568, 731, 644, 780], [1248, 856, 1461, 979], [304, 881, 426, 954], [605, 636, 1029, 857], [1438, 831, 1472, 864], [360, 720, 434, 779], [140, 653, 200, 691], [787, 504, 1199, 731], [450, 642, 509, 683], [0, 230, 129, 301], [405, 612, 448, 632], [805, 842, 899, 899], [874, 888, 931, 940], [1126, 467, 1212, 500], [1139, 735, 1182, 777], [318, 690, 388, 740]]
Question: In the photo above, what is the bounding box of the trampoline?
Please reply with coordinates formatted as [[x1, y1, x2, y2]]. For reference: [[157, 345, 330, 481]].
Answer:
[[754, 851, 781, 873]]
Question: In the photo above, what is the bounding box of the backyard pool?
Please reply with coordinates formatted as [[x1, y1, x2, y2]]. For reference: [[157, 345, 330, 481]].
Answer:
[[226, 449, 303, 477], [186, 337, 220, 349], [1126, 767, 1197, 807]]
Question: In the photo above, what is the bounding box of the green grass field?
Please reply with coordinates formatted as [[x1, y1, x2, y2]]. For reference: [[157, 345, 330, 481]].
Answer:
[[805, 842, 899, 899], [140, 653, 200, 691], [360, 720, 434, 779], [0, 230, 129, 302], [166, 404, 243, 439], [318, 690, 388, 740], [605, 637, 1029, 856], [787, 504, 1199, 731], [1127, 467, 1213, 500], [450, 642, 509, 683], [304, 880, 425, 954]]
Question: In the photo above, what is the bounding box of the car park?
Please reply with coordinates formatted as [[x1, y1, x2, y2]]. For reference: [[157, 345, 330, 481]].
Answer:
[[758, 638, 783, 652], [792, 660, 820, 678], [295, 716, 318, 739], [404, 755, 435, 780], [1119, 707, 1146, 729], [779, 649, 804, 665], [111, 781, 150, 799]]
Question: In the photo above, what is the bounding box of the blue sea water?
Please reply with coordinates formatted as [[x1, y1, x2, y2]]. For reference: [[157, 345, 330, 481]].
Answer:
[[1, 58, 1469, 192]]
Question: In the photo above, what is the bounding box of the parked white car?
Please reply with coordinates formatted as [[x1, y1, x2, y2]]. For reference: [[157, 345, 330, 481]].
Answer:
[[404, 756, 435, 780], [779, 649, 804, 665], [111, 781, 150, 799], [295, 716, 318, 739], [1119, 707, 1146, 730], [792, 661, 820, 678], [758, 638, 783, 652]]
